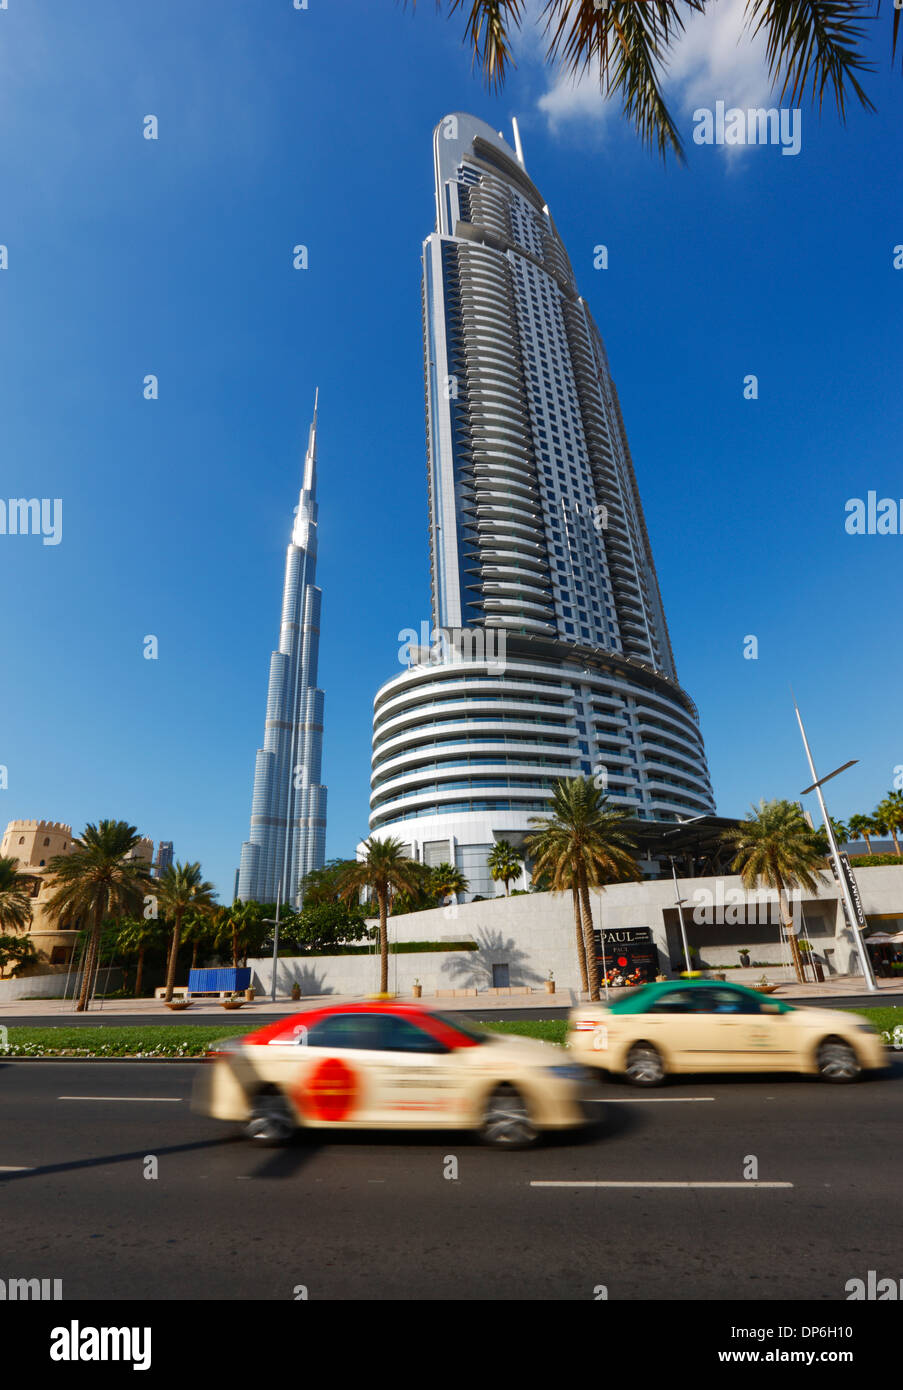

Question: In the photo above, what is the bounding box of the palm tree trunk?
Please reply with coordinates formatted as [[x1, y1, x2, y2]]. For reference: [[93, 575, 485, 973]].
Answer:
[[134, 946, 145, 997], [891, 828, 901, 857], [571, 888, 588, 994], [578, 870, 601, 1002], [863, 832, 873, 854], [191, 942, 199, 969], [164, 910, 183, 1002], [778, 885, 805, 984], [77, 903, 105, 1012], [378, 891, 389, 995], [232, 925, 238, 968]]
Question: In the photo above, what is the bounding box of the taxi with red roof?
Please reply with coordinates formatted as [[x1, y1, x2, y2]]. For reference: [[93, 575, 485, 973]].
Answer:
[[193, 1000, 595, 1147]]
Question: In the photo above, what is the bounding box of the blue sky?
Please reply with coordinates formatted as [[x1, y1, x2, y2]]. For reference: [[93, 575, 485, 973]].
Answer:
[[1, 0, 901, 900]]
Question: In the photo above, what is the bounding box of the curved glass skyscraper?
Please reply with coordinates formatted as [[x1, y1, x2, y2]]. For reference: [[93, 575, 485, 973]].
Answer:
[[238, 395, 327, 907], [368, 114, 714, 898]]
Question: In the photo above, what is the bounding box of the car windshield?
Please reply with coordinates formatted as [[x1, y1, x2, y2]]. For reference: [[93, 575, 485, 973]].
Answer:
[[428, 1011, 491, 1044], [607, 986, 651, 1013]]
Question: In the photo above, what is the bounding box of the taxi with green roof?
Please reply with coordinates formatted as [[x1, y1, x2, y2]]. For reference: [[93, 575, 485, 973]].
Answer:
[[568, 979, 885, 1085]]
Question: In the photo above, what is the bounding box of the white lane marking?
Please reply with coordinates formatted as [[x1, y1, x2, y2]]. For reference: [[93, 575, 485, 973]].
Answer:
[[586, 1096, 715, 1103], [531, 1180, 793, 1189], [0, 1166, 32, 1172], [58, 1096, 183, 1102]]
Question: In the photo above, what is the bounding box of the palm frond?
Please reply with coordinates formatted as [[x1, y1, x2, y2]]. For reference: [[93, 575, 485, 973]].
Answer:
[[409, 0, 527, 88], [542, 0, 703, 161], [745, 0, 875, 116]]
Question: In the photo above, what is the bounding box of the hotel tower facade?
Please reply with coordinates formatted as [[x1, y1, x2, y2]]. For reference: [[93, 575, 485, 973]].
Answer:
[[367, 114, 714, 899], [238, 395, 327, 907]]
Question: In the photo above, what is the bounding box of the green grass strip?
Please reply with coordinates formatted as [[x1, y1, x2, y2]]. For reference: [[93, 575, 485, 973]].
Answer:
[[0, 1005, 898, 1056]]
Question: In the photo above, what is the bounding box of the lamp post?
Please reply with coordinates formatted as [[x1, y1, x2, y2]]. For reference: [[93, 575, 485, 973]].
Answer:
[[663, 816, 705, 977], [263, 881, 282, 1004], [668, 861, 693, 977], [793, 698, 877, 993]]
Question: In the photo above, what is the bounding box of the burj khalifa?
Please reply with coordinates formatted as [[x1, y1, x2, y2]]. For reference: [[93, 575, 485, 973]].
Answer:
[[237, 394, 327, 907]]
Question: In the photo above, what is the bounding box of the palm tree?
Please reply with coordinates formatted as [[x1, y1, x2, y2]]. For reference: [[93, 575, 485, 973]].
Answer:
[[44, 822, 153, 1011], [724, 800, 827, 984], [180, 907, 218, 972], [157, 862, 216, 1002], [115, 914, 164, 997], [429, 863, 469, 903], [211, 899, 268, 968], [338, 838, 424, 994], [0, 856, 34, 935], [210, 902, 242, 969], [526, 777, 639, 1001], [876, 793, 903, 856], [850, 811, 866, 850], [487, 840, 523, 896], [848, 812, 877, 854], [422, 0, 893, 162]]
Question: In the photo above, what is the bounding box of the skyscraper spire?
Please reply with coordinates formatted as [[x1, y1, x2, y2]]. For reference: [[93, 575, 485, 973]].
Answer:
[[238, 394, 327, 907]]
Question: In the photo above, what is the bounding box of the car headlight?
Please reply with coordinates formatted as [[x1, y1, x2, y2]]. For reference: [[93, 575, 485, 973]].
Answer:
[[548, 1064, 588, 1082]]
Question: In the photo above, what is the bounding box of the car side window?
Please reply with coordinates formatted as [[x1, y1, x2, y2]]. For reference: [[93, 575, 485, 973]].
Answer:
[[646, 991, 697, 1014], [305, 1014, 381, 1050], [376, 1015, 449, 1054], [693, 989, 761, 1015]]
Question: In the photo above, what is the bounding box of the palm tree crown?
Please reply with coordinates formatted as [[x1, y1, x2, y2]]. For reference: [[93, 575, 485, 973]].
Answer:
[[0, 855, 35, 935], [875, 792, 903, 856], [429, 863, 469, 901]]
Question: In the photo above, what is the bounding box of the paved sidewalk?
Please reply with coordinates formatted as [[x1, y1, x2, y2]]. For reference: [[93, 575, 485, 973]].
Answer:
[[0, 975, 899, 1021]]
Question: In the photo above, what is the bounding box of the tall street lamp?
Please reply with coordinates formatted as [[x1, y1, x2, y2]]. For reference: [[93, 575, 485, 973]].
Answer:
[[793, 697, 877, 994], [664, 816, 705, 977], [263, 882, 282, 1004]]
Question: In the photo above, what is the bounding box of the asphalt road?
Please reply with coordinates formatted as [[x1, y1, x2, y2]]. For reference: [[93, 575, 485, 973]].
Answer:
[[4, 994, 901, 1026], [1, 1057, 901, 1300]]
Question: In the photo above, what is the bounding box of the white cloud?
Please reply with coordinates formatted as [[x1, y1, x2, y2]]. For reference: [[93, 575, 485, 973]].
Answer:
[[666, 0, 772, 113]]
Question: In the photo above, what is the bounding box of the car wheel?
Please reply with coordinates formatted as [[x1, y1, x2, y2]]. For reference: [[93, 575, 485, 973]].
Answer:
[[624, 1042, 665, 1087], [245, 1091, 296, 1145], [816, 1038, 861, 1083], [480, 1084, 539, 1149]]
